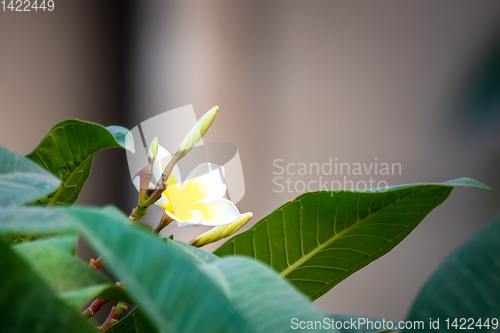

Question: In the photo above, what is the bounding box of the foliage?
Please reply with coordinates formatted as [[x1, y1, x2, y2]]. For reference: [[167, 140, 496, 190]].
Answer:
[[0, 118, 496, 333], [215, 179, 490, 300], [405, 217, 500, 332], [0, 146, 60, 206], [25, 120, 134, 206]]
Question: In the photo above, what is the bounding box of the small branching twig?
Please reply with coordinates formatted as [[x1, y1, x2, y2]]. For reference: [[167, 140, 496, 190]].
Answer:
[[82, 298, 109, 319], [129, 154, 181, 221], [90, 257, 104, 271], [99, 301, 128, 331]]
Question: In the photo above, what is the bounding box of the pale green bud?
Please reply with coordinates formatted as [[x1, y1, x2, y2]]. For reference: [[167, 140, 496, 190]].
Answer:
[[177, 106, 218, 158], [190, 212, 253, 247], [148, 137, 159, 161]]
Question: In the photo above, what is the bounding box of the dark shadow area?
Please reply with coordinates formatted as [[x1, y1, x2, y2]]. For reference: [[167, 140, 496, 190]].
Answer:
[[450, 23, 500, 136]]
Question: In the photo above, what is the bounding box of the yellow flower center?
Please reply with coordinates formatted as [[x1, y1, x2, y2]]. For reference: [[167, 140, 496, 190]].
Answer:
[[162, 189, 174, 214]]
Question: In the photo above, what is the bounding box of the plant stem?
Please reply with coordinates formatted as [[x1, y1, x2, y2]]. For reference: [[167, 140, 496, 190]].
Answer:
[[129, 154, 180, 221], [99, 301, 128, 331], [82, 298, 109, 319], [153, 212, 174, 234], [138, 169, 149, 204], [90, 257, 104, 270]]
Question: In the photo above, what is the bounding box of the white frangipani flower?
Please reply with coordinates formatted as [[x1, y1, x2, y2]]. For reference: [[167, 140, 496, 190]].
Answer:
[[136, 145, 243, 227]]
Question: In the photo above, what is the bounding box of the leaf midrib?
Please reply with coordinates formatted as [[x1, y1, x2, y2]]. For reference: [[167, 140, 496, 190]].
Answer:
[[46, 157, 92, 206], [280, 188, 422, 277]]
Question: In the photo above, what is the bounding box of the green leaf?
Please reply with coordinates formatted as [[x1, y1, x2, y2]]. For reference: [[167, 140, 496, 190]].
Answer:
[[110, 256, 326, 333], [61, 284, 131, 310], [107, 308, 158, 333], [0, 146, 61, 206], [0, 206, 328, 333], [13, 242, 110, 293], [202, 256, 325, 333], [14, 235, 78, 254], [214, 178, 491, 300], [405, 217, 500, 332], [440, 177, 492, 190], [0, 206, 248, 332], [169, 238, 219, 264], [12, 240, 129, 309], [0, 239, 97, 333], [26, 119, 134, 206], [106, 241, 217, 333]]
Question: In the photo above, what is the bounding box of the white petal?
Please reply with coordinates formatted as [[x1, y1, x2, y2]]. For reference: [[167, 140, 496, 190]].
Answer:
[[152, 145, 171, 177], [166, 209, 203, 227], [155, 193, 171, 211], [174, 163, 227, 210], [184, 198, 241, 226]]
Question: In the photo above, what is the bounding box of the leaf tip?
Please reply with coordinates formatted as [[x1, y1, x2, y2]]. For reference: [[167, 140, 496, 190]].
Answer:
[[442, 177, 492, 191], [106, 125, 135, 154]]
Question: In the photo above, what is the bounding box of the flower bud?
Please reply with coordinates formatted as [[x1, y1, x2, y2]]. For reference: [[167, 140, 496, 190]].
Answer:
[[148, 137, 159, 162], [176, 106, 218, 158], [190, 212, 253, 247]]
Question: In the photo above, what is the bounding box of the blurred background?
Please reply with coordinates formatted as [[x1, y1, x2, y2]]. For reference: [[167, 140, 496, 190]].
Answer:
[[1, 0, 499, 321]]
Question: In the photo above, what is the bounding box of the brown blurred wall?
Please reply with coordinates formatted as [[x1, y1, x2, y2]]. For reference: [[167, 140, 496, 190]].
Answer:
[[0, 1, 129, 207], [1, 0, 500, 322]]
